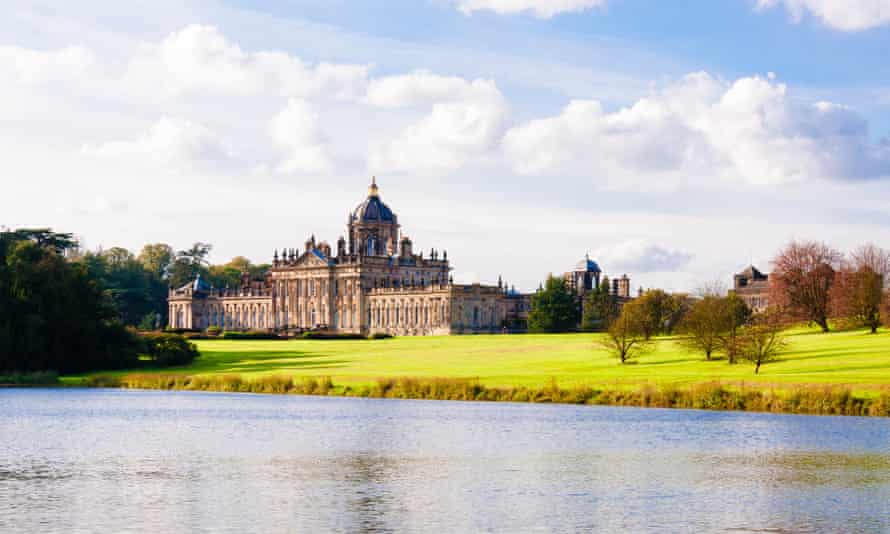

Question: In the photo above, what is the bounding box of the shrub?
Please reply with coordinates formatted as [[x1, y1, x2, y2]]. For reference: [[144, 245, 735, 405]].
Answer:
[[222, 330, 280, 340], [206, 326, 223, 336], [164, 328, 202, 334], [368, 333, 393, 340], [140, 333, 199, 367], [0, 370, 59, 385], [302, 331, 366, 340]]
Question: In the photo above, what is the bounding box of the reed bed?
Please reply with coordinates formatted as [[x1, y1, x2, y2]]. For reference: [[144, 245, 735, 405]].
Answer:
[[83, 374, 890, 417]]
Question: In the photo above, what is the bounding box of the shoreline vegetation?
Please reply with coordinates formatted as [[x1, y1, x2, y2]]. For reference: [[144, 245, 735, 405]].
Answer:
[[44, 326, 890, 418], [77, 374, 890, 417]]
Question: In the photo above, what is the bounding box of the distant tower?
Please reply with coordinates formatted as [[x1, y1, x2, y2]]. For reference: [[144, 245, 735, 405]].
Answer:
[[349, 177, 400, 257], [400, 235, 413, 259]]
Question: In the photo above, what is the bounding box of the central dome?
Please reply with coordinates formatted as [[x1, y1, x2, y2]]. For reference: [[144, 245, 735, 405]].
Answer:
[[575, 254, 601, 273], [352, 177, 395, 223]]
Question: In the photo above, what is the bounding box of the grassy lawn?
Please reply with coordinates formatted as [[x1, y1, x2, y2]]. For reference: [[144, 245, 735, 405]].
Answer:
[[68, 327, 890, 393]]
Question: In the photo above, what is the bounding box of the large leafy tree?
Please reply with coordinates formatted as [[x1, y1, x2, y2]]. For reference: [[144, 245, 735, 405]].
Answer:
[[0, 229, 140, 373], [138, 243, 174, 280], [635, 289, 687, 339], [680, 296, 728, 360], [528, 275, 579, 333], [206, 256, 271, 289], [169, 242, 212, 288], [681, 295, 751, 361], [580, 277, 618, 332], [77, 247, 165, 327]]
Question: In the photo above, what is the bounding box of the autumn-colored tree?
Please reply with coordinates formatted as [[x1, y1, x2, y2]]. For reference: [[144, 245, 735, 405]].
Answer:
[[680, 296, 730, 360], [598, 300, 651, 364], [831, 244, 889, 333], [770, 240, 841, 332]]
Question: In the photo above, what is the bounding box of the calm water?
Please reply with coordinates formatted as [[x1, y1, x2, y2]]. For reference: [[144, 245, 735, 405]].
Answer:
[[2, 390, 890, 533]]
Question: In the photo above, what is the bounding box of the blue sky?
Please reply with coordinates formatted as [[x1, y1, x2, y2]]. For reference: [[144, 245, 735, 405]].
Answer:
[[2, 0, 890, 292]]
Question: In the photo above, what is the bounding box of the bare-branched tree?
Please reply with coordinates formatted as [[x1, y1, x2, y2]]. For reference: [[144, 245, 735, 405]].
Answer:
[[770, 240, 842, 332], [832, 244, 889, 333]]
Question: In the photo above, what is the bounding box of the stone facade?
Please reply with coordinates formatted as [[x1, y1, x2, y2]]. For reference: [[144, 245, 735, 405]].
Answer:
[[168, 179, 532, 335], [732, 265, 771, 312]]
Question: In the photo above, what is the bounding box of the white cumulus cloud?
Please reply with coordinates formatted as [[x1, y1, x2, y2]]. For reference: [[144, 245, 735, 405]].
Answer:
[[504, 71, 890, 187], [125, 24, 369, 99], [455, 0, 606, 18], [270, 98, 334, 174], [756, 0, 890, 31], [367, 71, 508, 173], [0, 45, 95, 84], [594, 240, 692, 274], [81, 117, 232, 167]]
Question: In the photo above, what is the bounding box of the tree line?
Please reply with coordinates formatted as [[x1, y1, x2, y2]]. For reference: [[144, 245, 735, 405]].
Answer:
[[528, 240, 890, 374], [69, 240, 270, 328], [0, 228, 257, 374]]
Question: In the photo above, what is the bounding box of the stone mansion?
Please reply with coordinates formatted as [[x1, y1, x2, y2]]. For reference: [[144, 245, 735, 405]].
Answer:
[[168, 179, 630, 336]]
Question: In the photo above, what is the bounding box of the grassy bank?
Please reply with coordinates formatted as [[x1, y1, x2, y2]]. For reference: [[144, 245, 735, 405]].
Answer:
[[1, 371, 59, 386], [84, 374, 890, 417], [68, 327, 890, 415]]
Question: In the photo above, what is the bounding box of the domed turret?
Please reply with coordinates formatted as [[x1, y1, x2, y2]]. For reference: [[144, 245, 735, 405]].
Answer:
[[575, 253, 601, 273], [348, 177, 400, 256], [352, 177, 395, 223]]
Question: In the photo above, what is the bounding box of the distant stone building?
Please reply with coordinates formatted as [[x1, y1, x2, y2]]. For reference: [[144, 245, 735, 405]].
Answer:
[[732, 265, 771, 312], [563, 255, 631, 300], [168, 179, 532, 335]]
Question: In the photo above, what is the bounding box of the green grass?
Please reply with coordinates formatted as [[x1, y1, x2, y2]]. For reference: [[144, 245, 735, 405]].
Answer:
[[67, 327, 890, 394]]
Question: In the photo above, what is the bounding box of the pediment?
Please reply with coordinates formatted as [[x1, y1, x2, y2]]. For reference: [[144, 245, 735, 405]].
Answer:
[[294, 250, 331, 268]]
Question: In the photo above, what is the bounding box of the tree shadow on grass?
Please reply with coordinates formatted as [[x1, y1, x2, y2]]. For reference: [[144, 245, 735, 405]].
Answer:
[[218, 358, 352, 373], [768, 362, 890, 376], [781, 348, 884, 363]]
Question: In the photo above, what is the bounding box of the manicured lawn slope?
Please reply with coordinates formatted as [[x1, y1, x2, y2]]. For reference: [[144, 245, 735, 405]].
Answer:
[[71, 328, 890, 392]]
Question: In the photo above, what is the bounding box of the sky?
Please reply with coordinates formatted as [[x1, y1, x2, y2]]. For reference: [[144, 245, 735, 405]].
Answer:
[[2, 0, 890, 293]]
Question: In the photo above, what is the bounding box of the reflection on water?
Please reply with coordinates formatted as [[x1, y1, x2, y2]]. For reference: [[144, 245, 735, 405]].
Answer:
[[2, 389, 890, 533]]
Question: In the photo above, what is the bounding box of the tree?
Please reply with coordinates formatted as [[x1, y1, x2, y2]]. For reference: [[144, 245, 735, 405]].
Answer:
[[831, 244, 889, 333], [9, 228, 77, 253], [138, 243, 174, 280], [0, 229, 141, 373], [169, 242, 212, 288], [717, 293, 752, 364], [598, 300, 650, 364], [528, 275, 579, 333], [680, 296, 727, 360], [206, 256, 271, 289], [739, 310, 787, 374], [770, 240, 841, 332], [635, 289, 686, 339], [581, 277, 618, 332]]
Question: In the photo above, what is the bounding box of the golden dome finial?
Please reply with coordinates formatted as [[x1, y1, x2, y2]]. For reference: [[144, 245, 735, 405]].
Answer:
[[368, 176, 379, 197]]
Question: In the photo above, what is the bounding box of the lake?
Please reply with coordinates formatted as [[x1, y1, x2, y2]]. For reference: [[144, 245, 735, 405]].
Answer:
[[2, 389, 889, 533]]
